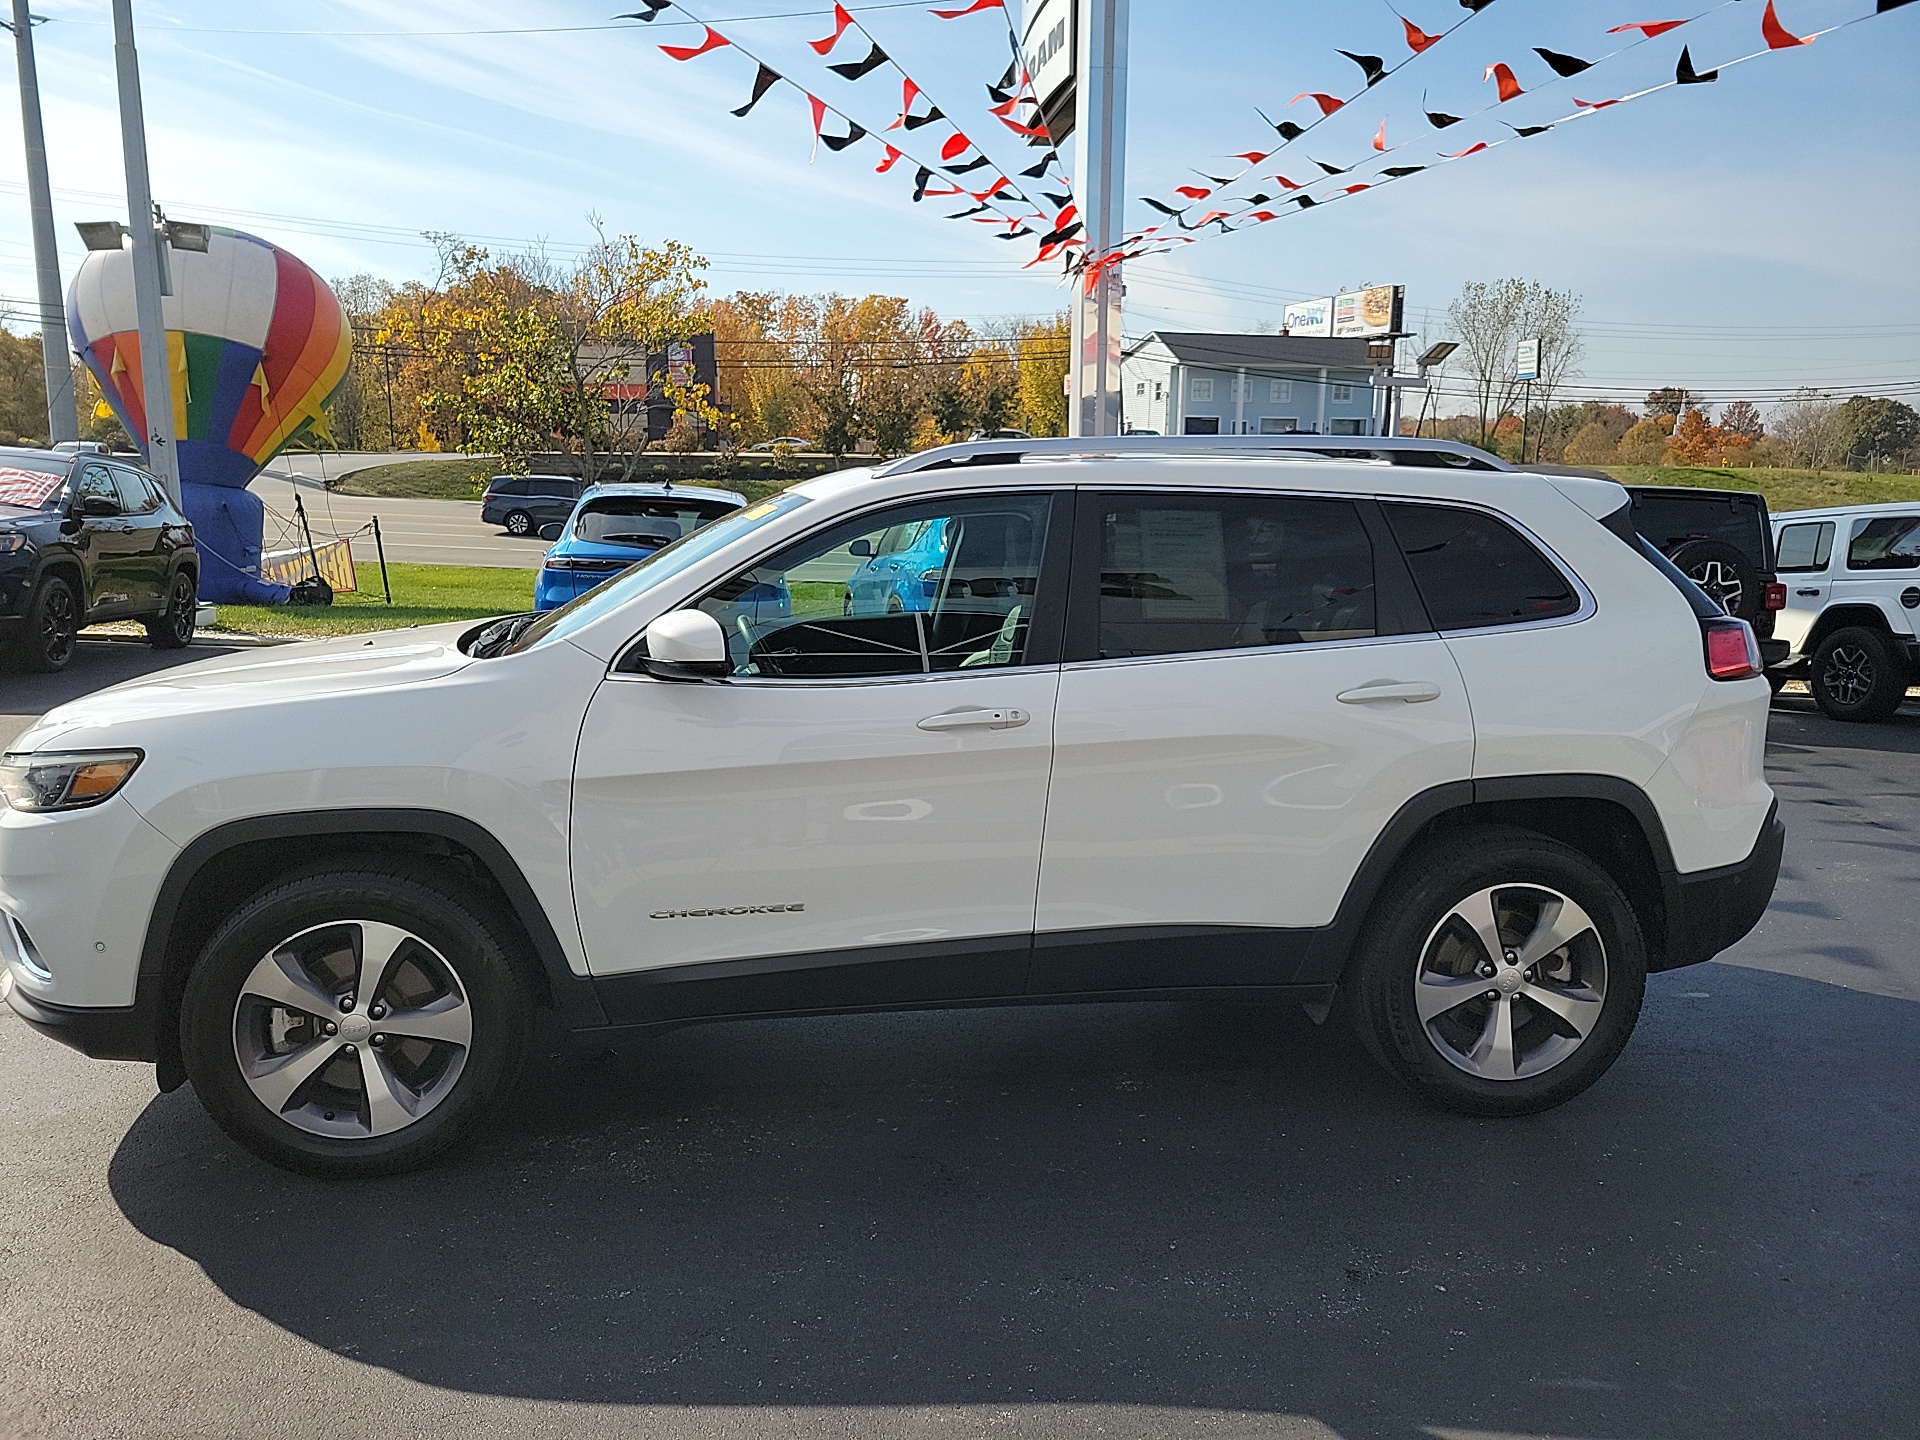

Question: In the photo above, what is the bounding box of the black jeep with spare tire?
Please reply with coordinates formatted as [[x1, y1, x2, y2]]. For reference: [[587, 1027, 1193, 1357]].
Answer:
[[1623, 484, 1787, 676]]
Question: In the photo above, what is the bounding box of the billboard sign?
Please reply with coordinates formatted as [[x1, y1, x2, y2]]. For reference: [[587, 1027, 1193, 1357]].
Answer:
[[1514, 337, 1540, 381], [1022, 0, 1074, 108], [1332, 284, 1404, 338], [1282, 296, 1334, 337]]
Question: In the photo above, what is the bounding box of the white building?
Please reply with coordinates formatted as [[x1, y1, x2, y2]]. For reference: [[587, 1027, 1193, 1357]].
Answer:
[[1121, 332, 1390, 438]]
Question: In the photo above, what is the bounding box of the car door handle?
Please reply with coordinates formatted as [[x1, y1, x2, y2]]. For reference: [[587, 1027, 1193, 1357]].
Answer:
[[1796, 588, 1821, 596], [918, 707, 1030, 731], [1336, 681, 1443, 704]]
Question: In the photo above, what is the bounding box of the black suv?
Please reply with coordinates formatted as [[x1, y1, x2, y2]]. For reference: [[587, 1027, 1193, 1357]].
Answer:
[[0, 446, 200, 672], [479, 474, 580, 536], [1624, 485, 1787, 670]]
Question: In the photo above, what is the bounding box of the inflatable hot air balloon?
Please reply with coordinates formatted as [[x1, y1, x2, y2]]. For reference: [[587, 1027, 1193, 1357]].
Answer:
[[67, 227, 352, 603]]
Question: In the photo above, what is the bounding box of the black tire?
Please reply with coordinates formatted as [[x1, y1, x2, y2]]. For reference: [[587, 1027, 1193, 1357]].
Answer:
[[1667, 538, 1765, 623], [1810, 626, 1907, 723], [1346, 826, 1648, 1117], [503, 509, 533, 537], [145, 570, 198, 649], [180, 863, 535, 1178], [15, 573, 79, 673]]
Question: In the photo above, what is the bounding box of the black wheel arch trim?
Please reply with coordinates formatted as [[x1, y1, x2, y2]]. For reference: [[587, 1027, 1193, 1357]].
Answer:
[[135, 807, 607, 1088]]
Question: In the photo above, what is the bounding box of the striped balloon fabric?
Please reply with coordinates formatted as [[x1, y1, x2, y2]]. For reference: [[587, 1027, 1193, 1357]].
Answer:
[[66, 227, 351, 489]]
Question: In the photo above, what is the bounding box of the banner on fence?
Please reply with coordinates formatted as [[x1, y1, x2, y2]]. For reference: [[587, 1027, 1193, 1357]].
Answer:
[[261, 539, 357, 593]]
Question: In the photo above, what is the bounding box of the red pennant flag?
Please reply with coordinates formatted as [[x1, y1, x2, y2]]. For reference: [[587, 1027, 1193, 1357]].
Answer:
[[940, 132, 971, 160], [887, 79, 919, 131], [930, 0, 1002, 15], [809, 3, 854, 55], [1443, 141, 1489, 157], [1761, 0, 1814, 47], [1248, 210, 1278, 222], [974, 176, 1011, 200], [1482, 63, 1523, 101], [1402, 17, 1441, 53], [1372, 120, 1388, 152], [1607, 19, 1688, 37], [1572, 96, 1625, 109], [1232, 151, 1270, 164], [1289, 92, 1344, 116], [1173, 185, 1212, 199], [1340, 183, 1371, 195], [876, 144, 903, 172], [661, 25, 729, 61], [1271, 174, 1301, 189], [808, 94, 827, 161]]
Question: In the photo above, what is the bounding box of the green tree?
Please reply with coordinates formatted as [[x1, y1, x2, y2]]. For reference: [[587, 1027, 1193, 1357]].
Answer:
[[0, 329, 49, 445], [1837, 395, 1920, 469], [1644, 387, 1694, 417]]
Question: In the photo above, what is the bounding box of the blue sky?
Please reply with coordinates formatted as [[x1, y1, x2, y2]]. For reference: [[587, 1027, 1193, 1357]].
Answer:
[[3, 0, 1915, 417]]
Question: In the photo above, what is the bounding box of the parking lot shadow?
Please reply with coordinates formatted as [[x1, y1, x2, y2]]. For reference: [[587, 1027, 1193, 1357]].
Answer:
[[110, 965, 1917, 1437]]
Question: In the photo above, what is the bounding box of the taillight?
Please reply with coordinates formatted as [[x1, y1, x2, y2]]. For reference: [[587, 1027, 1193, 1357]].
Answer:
[[1703, 617, 1761, 680], [1764, 582, 1787, 610]]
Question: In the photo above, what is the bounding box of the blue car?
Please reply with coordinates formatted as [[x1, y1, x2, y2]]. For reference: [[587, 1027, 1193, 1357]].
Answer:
[[533, 483, 747, 611], [844, 512, 1036, 617]]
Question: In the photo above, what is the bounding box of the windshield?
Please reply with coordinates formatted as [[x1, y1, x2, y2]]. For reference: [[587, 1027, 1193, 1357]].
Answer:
[[573, 497, 737, 548], [505, 490, 813, 654], [0, 461, 69, 509]]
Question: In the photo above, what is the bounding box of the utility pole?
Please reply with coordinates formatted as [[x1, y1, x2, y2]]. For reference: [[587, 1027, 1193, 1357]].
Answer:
[[1068, 0, 1128, 438], [5, 3, 77, 444], [110, 0, 180, 506]]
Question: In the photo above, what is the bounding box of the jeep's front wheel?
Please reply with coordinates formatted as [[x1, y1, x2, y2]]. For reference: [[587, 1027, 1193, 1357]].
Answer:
[[180, 865, 534, 1177], [1810, 626, 1908, 723], [1348, 828, 1647, 1117], [145, 570, 197, 649]]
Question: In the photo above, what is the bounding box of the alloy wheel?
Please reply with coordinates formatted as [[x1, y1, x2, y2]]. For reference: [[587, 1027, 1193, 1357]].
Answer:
[[39, 583, 76, 667], [1686, 559, 1743, 617], [1822, 645, 1873, 707], [231, 920, 474, 1139], [1413, 884, 1608, 1081], [168, 577, 196, 642]]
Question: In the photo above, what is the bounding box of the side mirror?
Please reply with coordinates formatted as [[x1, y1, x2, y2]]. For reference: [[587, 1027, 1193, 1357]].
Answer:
[[640, 609, 730, 682], [76, 494, 120, 518], [538, 522, 563, 542], [847, 538, 873, 557]]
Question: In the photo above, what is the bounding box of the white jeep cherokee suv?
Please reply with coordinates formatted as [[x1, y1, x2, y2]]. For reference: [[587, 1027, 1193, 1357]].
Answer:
[[0, 439, 1782, 1177]]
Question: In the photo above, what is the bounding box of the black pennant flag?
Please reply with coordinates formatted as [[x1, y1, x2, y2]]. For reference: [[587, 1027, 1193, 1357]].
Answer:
[[1423, 92, 1463, 128], [1880, 0, 1917, 10], [946, 202, 991, 218], [820, 121, 866, 151], [1043, 190, 1072, 207], [902, 105, 945, 130], [1338, 50, 1387, 86], [1037, 219, 1083, 247], [615, 1, 671, 18], [1020, 157, 1051, 177], [1533, 47, 1593, 77], [996, 59, 1018, 90], [828, 42, 889, 80], [1675, 46, 1719, 83], [944, 155, 991, 173], [912, 166, 934, 201], [731, 63, 780, 116], [1314, 159, 1349, 175], [1294, 194, 1317, 208], [1255, 108, 1305, 141], [1382, 165, 1426, 177], [1459, 0, 1495, 10], [1505, 121, 1554, 136], [1141, 197, 1186, 216], [993, 227, 1035, 239], [1240, 192, 1272, 204]]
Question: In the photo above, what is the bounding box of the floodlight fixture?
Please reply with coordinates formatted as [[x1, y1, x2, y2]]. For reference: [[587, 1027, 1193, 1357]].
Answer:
[[76, 220, 128, 252], [1416, 340, 1458, 369], [165, 220, 210, 252]]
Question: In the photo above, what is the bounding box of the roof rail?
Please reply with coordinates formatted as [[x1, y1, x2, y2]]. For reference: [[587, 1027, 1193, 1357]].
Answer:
[[871, 434, 1515, 477]]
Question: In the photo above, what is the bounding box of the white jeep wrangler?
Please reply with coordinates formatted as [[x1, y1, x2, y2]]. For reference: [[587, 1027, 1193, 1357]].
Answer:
[[2, 439, 1782, 1176], [1772, 503, 1920, 722]]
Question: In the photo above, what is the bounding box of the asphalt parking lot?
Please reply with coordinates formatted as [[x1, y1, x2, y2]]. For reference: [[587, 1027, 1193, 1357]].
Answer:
[[0, 656, 1914, 1439]]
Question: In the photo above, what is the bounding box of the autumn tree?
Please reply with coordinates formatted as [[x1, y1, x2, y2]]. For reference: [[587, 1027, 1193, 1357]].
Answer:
[[1771, 390, 1848, 470], [1014, 314, 1069, 436], [1443, 279, 1583, 451], [0, 329, 49, 445], [1718, 399, 1764, 441]]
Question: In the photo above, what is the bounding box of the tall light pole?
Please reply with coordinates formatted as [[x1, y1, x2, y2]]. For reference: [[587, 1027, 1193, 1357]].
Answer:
[[110, 0, 180, 506], [5, 3, 77, 444], [1068, 0, 1128, 438]]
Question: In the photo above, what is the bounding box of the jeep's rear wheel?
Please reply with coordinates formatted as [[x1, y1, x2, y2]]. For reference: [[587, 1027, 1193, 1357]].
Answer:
[[1810, 626, 1907, 722], [180, 865, 533, 1177], [145, 570, 197, 649], [14, 573, 79, 672], [1348, 828, 1647, 1117]]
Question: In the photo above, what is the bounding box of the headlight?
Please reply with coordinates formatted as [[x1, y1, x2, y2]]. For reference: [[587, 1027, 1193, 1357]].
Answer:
[[0, 534, 27, 553], [0, 750, 143, 811]]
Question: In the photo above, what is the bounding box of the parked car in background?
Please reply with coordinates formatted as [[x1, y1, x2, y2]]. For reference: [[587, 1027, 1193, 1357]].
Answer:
[[533, 482, 747, 611], [1622, 485, 1787, 670], [745, 437, 814, 453], [1770, 502, 1920, 722], [479, 475, 580, 536], [0, 445, 199, 672]]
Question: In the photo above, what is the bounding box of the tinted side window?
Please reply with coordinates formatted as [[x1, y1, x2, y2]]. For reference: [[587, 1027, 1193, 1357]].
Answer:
[[1386, 504, 1579, 630], [490, 477, 526, 496], [533, 479, 578, 498], [1629, 492, 1768, 565], [1095, 494, 1376, 659], [75, 463, 119, 511], [110, 468, 160, 514], [698, 494, 1053, 679], [1775, 522, 1835, 573], [1847, 516, 1920, 571]]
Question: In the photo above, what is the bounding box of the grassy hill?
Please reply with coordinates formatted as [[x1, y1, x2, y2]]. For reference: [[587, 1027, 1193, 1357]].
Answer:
[[330, 458, 500, 500], [1600, 466, 1920, 514]]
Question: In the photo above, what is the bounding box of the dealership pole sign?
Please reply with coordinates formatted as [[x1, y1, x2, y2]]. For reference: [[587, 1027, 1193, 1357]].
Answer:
[[1514, 337, 1540, 381]]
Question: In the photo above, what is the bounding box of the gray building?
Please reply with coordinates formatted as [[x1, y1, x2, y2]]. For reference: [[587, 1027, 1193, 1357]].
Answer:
[[1120, 332, 1387, 438]]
